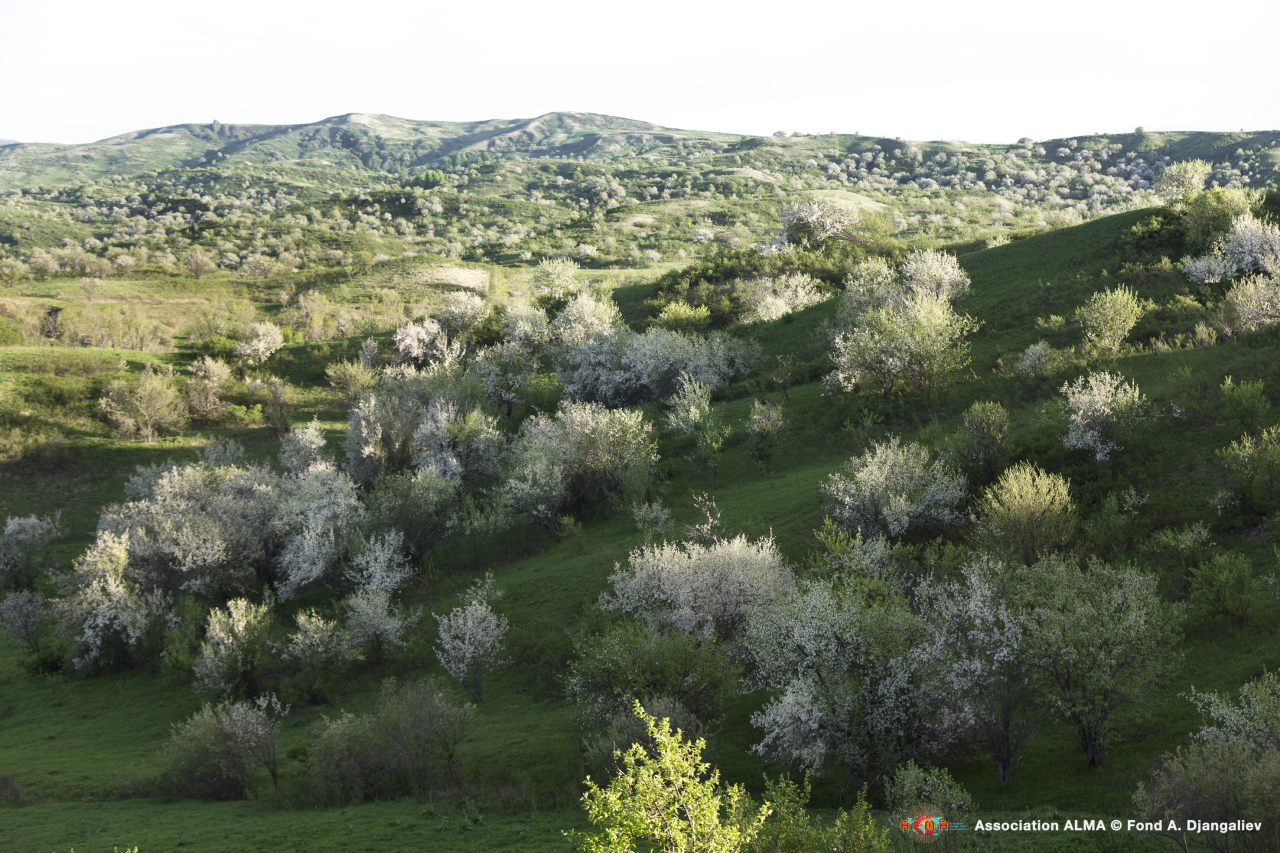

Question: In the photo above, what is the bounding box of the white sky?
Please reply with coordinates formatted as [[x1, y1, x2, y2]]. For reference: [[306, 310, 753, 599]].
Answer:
[[3, 0, 1278, 146]]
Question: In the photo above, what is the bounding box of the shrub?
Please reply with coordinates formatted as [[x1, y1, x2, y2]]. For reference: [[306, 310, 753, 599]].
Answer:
[[1216, 425, 1280, 513], [186, 356, 232, 421], [1221, 375, 1270, 433], [279, 417, 328, 474], [602, 535, 795, 642], [828, 294, 979, 397], [566, 620, 742, 731], [282, 609, 363, 702], [1148, 521, 1213, 571], [324, 358, 378, 406], [885, 760, 976, 824], [1181, 252, 1237, 285], [734, 274, 827, 324], [308, 677, 473, 801], [744, 399, 786, 477], [1151, 159, 1211, 209], [1189, 552, 1260, 625], [959, 401, 1008, 481], [0, 590, 47, 653], [233, 323, 285, 366], [1134, 741, 1280, 853], [897, 249, 971, 303], [1222, 213, 1280, 275], [779, 198, 860, 252], [192, 597, 274, 698], [1059, 371, 1150, 461], [392, 318, 448, 366], [99, 365, 188, 443], [970, 462, 1076, 566], [0, 512, 63, 591], [1183, 188, 1264, 253], [438, 291, 489, 338], [654, 300, 711, 333], [665, 375, 730, 489], [1222, 274, 1280, 333], [434, 573, 508, 702], [530, 257, 580, 304], [162, 694, 288, 799], [1075, 285, 1143, 355], [821, 437, 967, 542], [566, 701, 769, 853]]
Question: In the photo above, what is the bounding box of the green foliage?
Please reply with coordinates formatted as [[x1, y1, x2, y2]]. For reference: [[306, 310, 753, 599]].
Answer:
[[566, 620, 742, 730], [655, 300, 712, 333], [885, 760, 976, 821], [744, 399, 787, 477], [1189, 552, 1260, 626], [1183, 188, 1265, 253], [1082, 494, 1130, 560], [1220, 375, 1269, 434], [1151, 159, 1212, 210], [1217, 426, 1280, 513], [566, 701, 769, 853], [306, 677, 473, 802], [1075, 284, 1143, 355], [970, 462, 1076, 566], [959, 400, 1009, 481], [1133, 740, 1280, 853]]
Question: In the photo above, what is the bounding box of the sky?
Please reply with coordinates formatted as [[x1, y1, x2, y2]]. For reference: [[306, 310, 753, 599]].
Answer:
[[3, 0, 1278, 146]]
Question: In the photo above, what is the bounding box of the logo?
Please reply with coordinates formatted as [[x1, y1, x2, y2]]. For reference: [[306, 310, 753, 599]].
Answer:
[[900, 803, 970, 844]]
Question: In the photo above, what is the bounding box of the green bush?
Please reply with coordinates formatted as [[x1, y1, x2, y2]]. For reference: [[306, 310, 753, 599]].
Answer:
[[1189, 552, 1260, 625], [566, 620, 742, 732], [1183, 188, 1264, 253], [162, 695, 287, 800], [1221, 375, 1270, 434], [307, 678, 473, 802], [1133, 740, 1280, 853], [970, 462, 1075, 566]]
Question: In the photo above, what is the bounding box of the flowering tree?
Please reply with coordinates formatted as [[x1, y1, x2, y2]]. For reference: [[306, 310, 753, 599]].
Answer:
[[100, 365, 189, 442], [828, 293, 979, 397], [736, 274, 827, 324], [438, 291, 489, 338], [344, 586, 417, 661], [1222, 214, 1280, 275], [0, 590, 46, 653], [567, 701, 769, 853], [279, 417, 328, 474], [187, 356, 233, 421], [898, 249, 971, 302], [665, 375, 730, 489], [780, 198, 860, 252], [434, 573, 508, 702], [233, 323, 285, 366], [1223, 275, 1280, 332], [1059, 371, 1150, 461], [163, 693, 289, 798], [192, 597, 274, 697], [744, 399, 787, 477], [473, 341, 537, 417], [601, 534, 795, 642], [392, 318, 448, 366], [0, 512, 63, 591], [530, 257, 581, 304], [916, 557, 1041, 787], [821, 437, 967, 542], [745, 581, 954, 788]]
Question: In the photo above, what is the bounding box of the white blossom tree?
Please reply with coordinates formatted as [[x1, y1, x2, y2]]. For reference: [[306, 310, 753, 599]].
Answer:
[[601, 534, 795, 642], [434, 573, 508, 702], [821, 437, 967, 542], [233, 323, 285, 366], [1059, 371, 1150, 461]]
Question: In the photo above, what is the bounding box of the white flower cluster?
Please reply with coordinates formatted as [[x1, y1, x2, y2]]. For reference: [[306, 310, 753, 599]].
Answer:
[[1223, 275, 1280, 332], [1059, 371, 1150, 461], [233, 322, 285, 366], [392, 318, 448, 366], [1188, 669, 1280, 753], [0, 590, 46, 652], [192, 597, 273, 697], [601, 534, 795, 642], [735, 274, 828, 324], [1222, 214, 1280, 275], [1181, 253, 1238, 285], [434, 573, 508, 702], [0, 511, 63, 590], [437, 291, 489, 338], [821, 437, 967, 541]]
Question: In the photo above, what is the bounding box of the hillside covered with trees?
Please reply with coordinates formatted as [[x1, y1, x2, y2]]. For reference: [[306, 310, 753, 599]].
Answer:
[[2, 113, 1280, 853]]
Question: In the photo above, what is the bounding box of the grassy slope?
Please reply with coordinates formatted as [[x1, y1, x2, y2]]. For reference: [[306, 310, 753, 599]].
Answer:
[[3, 208, 1280, 850]]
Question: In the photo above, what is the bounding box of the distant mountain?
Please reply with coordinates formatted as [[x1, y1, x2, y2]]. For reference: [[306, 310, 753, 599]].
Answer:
[[0, 112, 741, 190], [0, 112, 1275, 193], [0, 138, 16, 146]]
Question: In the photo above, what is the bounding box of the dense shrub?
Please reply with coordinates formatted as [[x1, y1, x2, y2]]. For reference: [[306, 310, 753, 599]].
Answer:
[[969, 462, 1076, 566], [308, 677, 473, 801], [162, 694, 288, 800]]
